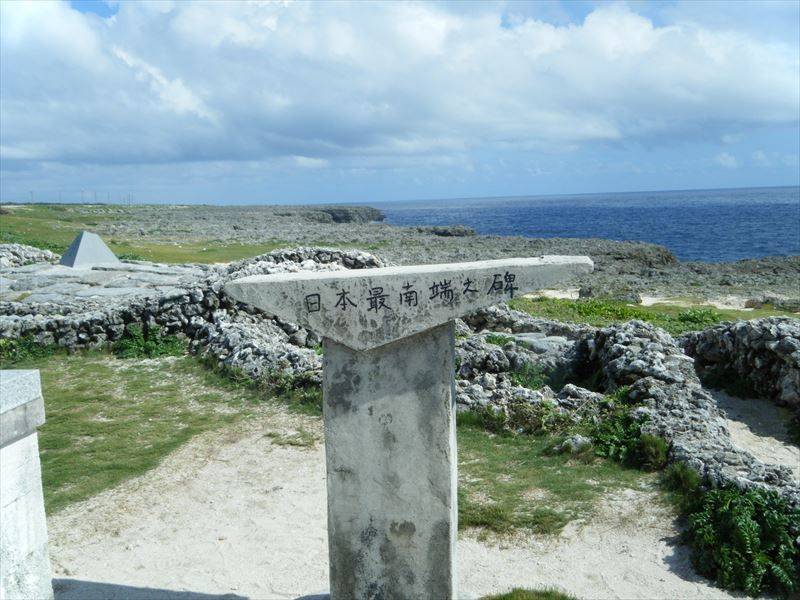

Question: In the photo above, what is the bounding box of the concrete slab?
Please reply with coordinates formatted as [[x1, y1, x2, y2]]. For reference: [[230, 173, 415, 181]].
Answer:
[[59, 231, 119, 268]]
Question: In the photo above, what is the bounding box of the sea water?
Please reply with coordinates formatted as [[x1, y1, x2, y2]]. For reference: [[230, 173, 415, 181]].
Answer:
[[379, 186, 800, 262]]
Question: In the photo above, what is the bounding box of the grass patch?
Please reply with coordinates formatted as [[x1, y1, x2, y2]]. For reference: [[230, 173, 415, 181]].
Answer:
[[6, 352, 266, 514], [509, 297, 794, 335], [481, 589, 576, 600], [107, 239, 292, 264], [456, 419, 650, 537]]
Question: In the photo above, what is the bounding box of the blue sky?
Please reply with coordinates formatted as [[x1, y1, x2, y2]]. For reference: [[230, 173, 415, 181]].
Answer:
[[1, 0, 798, 205]]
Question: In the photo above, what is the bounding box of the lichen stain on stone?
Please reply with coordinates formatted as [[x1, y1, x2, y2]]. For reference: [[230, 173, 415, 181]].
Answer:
[[389, 520, 416, 540], [424, 519, 452, 598]]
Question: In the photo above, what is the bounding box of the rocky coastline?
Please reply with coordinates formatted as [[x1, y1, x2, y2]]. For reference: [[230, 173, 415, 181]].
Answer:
[[4, 202, 798, 302]]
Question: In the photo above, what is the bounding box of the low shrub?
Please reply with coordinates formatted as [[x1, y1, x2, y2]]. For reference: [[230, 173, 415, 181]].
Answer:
[[685, 487, 799, 597], [117, 251, 146, 261], [113, 325, 185, 359], [475, 401, 573, 437], [661, 462, 703, 513], [261, 370, 323, 414], [0, 336, 60, 366], [674, 307, 721, 329], [588, 407, 643, 465], [510, 363, 548, 390], [636, 433, 669, 471], [485, 333, 515, 347]]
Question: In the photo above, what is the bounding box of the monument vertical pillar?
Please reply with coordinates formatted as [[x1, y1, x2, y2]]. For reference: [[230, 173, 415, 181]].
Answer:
[[0, 370, 54, 600], [323, 323, 457, 599]]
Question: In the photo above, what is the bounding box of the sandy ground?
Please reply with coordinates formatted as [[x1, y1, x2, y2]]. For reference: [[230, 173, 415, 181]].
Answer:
[[47, 409, 745, 600], [714, 391, 800, 481]]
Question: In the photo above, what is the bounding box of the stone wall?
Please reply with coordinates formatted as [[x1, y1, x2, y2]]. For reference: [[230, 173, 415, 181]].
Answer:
[[680, 317, 800, 409], [0, 244, 59, 269], [457, 305, 799, 508]]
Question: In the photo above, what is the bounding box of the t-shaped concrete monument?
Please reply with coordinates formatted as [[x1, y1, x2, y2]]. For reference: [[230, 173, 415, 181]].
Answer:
[[225, 256, 593, 599]]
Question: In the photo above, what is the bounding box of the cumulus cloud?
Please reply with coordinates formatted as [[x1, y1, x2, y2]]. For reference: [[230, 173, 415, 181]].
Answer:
[[0, 0, 798, 176], [715, 152, 739, 169]]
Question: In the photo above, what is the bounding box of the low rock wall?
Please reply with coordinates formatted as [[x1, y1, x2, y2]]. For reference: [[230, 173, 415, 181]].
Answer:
[[680, 317, 800, 409]]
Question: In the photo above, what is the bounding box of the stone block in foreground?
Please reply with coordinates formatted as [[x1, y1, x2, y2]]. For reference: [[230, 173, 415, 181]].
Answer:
[[1, 370, 53, 600], [225, 256, 593, 599]]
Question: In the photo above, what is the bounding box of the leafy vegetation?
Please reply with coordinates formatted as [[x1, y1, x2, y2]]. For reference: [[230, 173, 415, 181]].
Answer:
[[481, 589, 576, 600], [0, 336, 62, 366], [485, 333, 515, 346], [510, 363, 549, 390], [509, 296, 793, 335], [112, 324, 186, 359], [686, 488, 799, 597]]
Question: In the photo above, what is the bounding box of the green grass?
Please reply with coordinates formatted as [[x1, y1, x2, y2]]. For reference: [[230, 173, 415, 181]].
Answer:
[[481, 589, 576, 600], [0, 203, 388, 264], [106, 238, 291, 263], [0, 204, 291, 263], [5, 337, 653, 542], [7, 352, 270, 513], [456, 416, 652, 537], [509, 296, 795, 335]]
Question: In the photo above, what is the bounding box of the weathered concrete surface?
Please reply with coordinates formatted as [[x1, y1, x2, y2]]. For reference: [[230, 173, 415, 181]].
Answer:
[[59, 231, 119, 268], [323, 323, 457, 599], [1, 370, 53, 600], [0, 371, 46, 447], [226, 256, 593, 351]]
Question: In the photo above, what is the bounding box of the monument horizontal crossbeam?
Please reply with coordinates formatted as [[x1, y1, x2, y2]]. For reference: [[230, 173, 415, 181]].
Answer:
[[225, 255, 593, 351]]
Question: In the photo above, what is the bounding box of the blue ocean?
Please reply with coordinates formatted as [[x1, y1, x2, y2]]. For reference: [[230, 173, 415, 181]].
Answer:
[[378, 186, 800, 263]]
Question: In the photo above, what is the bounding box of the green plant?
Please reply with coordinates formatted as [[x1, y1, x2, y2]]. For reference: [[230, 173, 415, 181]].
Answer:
[[685, 488, 799, 596], [589, 407, 643, 465], [0, 336, 61, 366], [117, 252, 146, 261], [661, 462, 703, 513], [674, 307, 721, 329], [261, 370, 323, 415], [636, 434, 669, 471], [485, 333, 514, 347], [510, 363, 548, 390], [112, 325, 185, 359]]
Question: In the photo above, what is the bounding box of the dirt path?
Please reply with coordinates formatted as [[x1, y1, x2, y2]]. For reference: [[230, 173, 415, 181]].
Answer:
[[48, 416, 737, 600], [713, 390, 800, 481]]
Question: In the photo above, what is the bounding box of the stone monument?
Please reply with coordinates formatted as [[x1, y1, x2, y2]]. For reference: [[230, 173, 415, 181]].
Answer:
[[225, 256, 593, 599], [0, 370, 54, 600], [59, 231, 120, 268]]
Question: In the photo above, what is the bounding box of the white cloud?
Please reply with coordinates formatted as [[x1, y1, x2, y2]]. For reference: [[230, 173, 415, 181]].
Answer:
[[715, 152, 739, 169], [0, 0, 798, 171], [293, 156, 329, 169], [752, 150, 770, 166]]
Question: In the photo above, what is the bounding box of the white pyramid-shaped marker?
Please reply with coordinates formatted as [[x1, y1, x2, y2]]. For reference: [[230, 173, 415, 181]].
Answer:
[[59, 231, 120, 268]]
